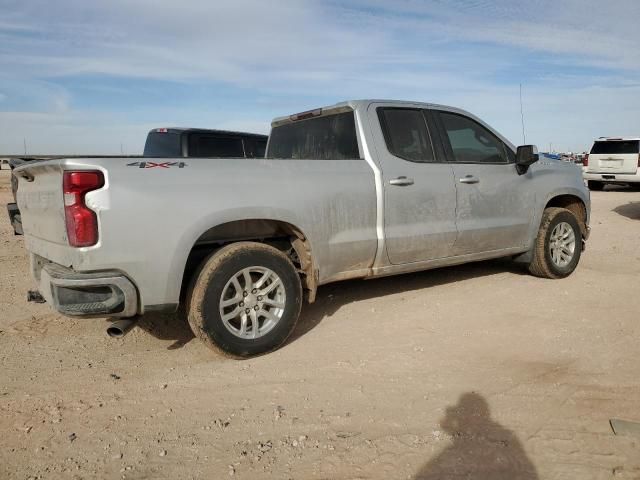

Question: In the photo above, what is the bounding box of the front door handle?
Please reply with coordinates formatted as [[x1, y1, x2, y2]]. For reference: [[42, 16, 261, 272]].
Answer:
[[389, 176, 414, 186], [459, 175, 479, 184]]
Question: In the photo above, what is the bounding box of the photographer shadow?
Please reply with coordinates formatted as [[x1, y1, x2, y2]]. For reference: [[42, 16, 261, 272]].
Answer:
[[415, 392, 539, 480]]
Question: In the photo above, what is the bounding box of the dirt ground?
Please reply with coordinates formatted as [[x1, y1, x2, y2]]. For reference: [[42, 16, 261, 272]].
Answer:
[[1, 167, 639, 480]]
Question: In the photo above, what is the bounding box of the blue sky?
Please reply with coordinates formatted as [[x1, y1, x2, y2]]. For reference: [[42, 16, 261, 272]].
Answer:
[[1, 0, 639, 154]]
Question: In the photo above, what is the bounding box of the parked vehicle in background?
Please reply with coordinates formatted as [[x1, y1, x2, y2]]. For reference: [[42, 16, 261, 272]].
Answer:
[[143, 128, 267, 158], [14, 100, 590, 357], [583, 137, 640, 190], [6, 128, 268, 235]]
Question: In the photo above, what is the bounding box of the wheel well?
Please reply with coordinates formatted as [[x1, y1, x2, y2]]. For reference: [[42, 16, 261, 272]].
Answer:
[[180, 220, 317, 303], [545, 195, 587, 236]]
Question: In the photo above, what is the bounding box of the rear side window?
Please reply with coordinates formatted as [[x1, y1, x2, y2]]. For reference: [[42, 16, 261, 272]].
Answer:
[[188, 134, 245, 157], [439, 112, 507, 164], [591, 140, 639, 154], [267, 112, 360, 160], [143, 132, 182, 157], [378, 108, 435, 162]]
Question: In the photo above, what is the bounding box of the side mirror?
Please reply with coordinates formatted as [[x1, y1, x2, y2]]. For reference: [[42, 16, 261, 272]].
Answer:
[[516, 145, 539, 173]]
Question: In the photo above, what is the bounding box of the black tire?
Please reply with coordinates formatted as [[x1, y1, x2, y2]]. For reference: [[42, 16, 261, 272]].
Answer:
[[528, 207, 582, 279], [187, 242, 302, 357], [587, 180, 605, 191]]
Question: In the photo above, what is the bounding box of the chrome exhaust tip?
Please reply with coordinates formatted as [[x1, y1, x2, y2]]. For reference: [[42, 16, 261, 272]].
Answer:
[[107, 318, 137, 338]]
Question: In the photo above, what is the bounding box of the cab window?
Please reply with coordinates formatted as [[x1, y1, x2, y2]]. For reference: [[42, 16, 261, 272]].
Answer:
[[438, 112, 507, 164], [377, 108, 435, 163]]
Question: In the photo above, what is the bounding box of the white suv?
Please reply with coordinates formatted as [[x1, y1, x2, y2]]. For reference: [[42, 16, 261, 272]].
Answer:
[[583, 137, 640, 190]]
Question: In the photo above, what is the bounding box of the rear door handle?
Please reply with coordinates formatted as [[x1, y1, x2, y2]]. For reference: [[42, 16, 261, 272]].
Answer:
[[459, 175, 479, 184], [389, 176, 414, 186]]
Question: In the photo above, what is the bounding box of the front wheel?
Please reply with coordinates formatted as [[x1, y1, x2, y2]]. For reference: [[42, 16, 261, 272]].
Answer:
[[528, 207, 582, 279], [187, 242, 302, 357]]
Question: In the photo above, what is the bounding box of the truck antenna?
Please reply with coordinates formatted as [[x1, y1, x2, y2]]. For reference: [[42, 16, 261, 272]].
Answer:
[[519, 83, 526, 145]]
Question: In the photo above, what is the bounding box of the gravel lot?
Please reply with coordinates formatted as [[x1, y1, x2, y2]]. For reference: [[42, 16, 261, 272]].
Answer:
[[1, 168, 639, 479]]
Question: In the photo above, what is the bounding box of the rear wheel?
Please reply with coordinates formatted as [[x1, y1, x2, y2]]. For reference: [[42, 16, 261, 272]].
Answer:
[[528, 207, 582, 279], [587, 180, 605, 191], [187, 242, 302, 357]]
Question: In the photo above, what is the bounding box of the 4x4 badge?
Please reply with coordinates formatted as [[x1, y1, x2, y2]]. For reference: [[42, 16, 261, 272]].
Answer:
[[127, 161, 187, 169]]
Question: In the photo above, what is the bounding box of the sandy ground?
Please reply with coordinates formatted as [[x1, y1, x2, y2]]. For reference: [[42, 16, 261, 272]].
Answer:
[[1, 167, 639, 480]]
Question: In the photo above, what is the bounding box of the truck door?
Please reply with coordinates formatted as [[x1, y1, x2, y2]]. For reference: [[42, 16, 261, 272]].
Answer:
[[369, 104, 458, 265], [432, 110, 533, 255]]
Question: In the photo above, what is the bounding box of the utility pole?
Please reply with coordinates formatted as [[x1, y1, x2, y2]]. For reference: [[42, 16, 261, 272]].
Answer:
[[23, 138, 27, 155], [120, 143, 124, 155]]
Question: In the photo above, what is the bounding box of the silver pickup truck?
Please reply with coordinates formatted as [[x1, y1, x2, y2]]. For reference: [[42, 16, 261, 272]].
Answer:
[[14, 100, 590, 356]]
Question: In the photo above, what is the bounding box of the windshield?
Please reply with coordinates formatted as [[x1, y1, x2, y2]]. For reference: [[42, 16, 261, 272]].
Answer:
[[590, 140, 639, 155], [143, 132, 182, 157], [267, 111, 360, 160]]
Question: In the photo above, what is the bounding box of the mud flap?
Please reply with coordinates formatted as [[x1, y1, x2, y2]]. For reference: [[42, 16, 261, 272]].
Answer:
[[7, 203, 23, 235]]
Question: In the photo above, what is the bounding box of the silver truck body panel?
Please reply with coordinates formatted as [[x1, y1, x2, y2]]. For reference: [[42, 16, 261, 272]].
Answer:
[[18, 156, 378, 308], [450, 162, 534, 255], [16, 100, 590, 316], [369, 119, 458, 263]]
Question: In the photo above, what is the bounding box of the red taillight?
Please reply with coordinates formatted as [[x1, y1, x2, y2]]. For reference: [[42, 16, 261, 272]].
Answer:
[[63, 171, 104, 247], [583, 154, 588, 167]]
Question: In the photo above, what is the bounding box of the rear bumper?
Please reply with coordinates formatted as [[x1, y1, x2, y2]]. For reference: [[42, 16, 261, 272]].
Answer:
[[36, 262, 138, 318], [6, 203, 23, 235], [584, 172, 640, 183]]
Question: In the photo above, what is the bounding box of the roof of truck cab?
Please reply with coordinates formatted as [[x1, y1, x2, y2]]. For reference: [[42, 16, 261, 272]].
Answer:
[[148, 127, 268, 139], [271, 99, 475, 126]]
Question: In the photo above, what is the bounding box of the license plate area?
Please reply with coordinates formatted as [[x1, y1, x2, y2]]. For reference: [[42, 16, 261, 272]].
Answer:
[[602, 175, 616, 180], [600, 159, 623, 168]]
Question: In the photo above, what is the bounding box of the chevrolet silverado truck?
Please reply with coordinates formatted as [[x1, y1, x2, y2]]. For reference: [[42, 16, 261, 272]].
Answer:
[[14, 100, 590, 357]]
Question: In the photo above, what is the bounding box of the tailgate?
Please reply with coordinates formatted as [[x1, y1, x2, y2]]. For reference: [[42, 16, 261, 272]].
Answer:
[[14, 161, 68, 245], [587, 140, 639, 174], [588, 153, 638, 174]]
